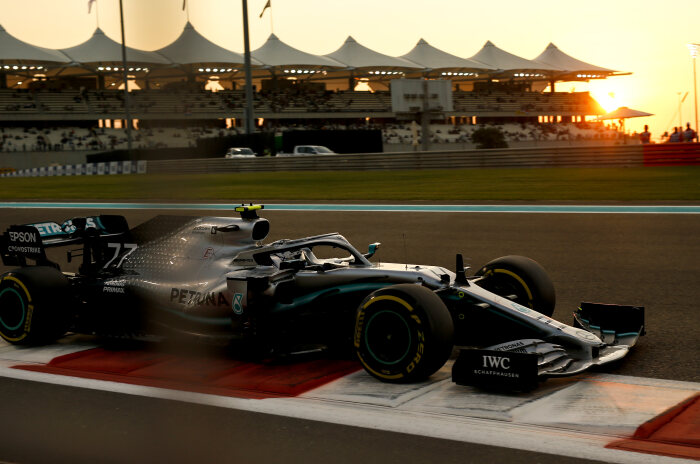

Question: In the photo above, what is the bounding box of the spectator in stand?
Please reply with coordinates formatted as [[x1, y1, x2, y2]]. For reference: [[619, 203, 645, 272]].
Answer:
[[683, 123, 697, 142], [639, 125, 651, 144], [668, 127, 681, 142]]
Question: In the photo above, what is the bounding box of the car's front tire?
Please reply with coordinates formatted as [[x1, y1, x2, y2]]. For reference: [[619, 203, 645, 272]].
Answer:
[[0, 267, 70, 345], [474, 255, 556, 317], [354, 284, 454, 383]]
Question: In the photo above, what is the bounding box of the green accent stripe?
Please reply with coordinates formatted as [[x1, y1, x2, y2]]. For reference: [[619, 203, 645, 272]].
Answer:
[[155, 306, 232, 326], [271, 282, 389, 313], [617, 331, 642, 337], [154, 282, 390, 325]]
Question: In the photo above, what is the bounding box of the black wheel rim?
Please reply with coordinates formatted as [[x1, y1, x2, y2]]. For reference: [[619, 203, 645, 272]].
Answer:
[[0, 287, 25, 332], [364, 309, 412, 365]]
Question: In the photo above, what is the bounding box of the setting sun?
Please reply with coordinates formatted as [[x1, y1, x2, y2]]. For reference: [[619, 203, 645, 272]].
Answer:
[[0, 0, 695, 139], [588, 89, 618, 113], [552, 80, 629, 114]]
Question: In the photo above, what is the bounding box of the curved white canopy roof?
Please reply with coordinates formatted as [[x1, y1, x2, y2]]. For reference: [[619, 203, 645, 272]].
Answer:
[[0, 22, 626, 88], [60, 28, 171, 65], [325, 36, 422, 70], [0, 24, 70, 64], [156, 22, 259, 66], [252, 34, 344, 68], [401, 38, 493, 72], [533, 43, 615, 74], [469, 41, 558, 73], [596, 106, 653, 120]]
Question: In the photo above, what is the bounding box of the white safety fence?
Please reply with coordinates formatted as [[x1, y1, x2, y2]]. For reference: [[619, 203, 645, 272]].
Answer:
[[1, 160, 147, 178]]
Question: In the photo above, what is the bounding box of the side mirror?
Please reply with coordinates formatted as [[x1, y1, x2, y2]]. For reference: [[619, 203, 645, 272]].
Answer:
[[364, 242, 381, 259]]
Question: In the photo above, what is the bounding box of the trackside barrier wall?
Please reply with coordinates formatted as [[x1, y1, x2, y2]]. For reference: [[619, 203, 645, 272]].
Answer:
[[3, 144, 698, 177], [643, 142, 700, 166], [145, 145, 661, 174], [0, 160, 147, 178]]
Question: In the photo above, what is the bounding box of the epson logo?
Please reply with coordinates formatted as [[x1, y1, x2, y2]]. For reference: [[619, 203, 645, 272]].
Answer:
[[9, 231, 37, 243], [482, 355, 511, 370]]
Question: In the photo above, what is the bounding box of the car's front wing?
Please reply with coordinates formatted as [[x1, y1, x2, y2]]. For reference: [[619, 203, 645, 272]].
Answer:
[[451, 301, 645, 391]]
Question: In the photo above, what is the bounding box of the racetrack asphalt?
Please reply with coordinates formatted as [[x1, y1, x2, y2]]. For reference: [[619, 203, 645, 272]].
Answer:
[[0, 206, 698, 463]]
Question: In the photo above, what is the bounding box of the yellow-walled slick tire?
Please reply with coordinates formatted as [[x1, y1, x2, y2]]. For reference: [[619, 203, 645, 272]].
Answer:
[[0, 267, 70, 345], [354, 284, 453, 383], [475, 255, 556, 317]]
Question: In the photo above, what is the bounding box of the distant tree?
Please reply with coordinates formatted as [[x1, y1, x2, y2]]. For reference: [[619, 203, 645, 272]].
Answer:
[[470, 127, 508, 149]]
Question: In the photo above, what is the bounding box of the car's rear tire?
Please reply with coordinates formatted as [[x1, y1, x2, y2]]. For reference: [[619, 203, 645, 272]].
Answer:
[[474, 255, 556, 317], [354, 284, 454, 383], [0, 267, 71, 345]]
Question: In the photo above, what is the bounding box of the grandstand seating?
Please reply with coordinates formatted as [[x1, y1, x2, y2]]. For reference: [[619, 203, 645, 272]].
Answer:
[[35, 90, 90, 114], [381, 122, 622, 146], [0, 87, 618, 152], [0, 119, 624, 152], [0, 126, 104, 151], [0, 88, 602, 120], [451, 90, 603, 115], [0, 90, 40, 115]]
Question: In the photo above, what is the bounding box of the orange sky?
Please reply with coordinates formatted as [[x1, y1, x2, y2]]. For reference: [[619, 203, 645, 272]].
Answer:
[[1, 0, 699, 139]]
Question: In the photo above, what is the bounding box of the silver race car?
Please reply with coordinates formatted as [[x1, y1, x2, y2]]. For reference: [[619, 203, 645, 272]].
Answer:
[[0, 205, 644, 390]]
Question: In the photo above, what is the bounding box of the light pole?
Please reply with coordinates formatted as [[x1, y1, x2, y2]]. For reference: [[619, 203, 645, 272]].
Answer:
[[241, 0, 254, 135], [677, 91, 688, 131], [118, 0, 132, 153], [688, 43, 699, 138]]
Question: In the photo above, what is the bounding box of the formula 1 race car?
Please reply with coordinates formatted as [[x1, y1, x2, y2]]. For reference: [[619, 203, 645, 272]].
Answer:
[[0, 205, 645, 390]]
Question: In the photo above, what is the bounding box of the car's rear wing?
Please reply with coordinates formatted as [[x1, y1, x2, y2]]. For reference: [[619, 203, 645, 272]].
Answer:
[[1, 215, 129, 267]]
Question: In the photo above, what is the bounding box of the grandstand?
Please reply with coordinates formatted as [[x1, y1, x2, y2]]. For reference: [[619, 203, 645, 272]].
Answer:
[[0, 87, 602, 122], [0, 84, 611, 154], [0, 22, 628, 161]]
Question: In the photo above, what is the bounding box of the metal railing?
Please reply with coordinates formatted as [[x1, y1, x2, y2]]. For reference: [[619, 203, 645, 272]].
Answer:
[[5, 144, 697, 178], [146, 144, 649, 174]]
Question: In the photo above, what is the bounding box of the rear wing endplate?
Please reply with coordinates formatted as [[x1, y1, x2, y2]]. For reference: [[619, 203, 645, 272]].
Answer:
[[1, 215, 129, 267]]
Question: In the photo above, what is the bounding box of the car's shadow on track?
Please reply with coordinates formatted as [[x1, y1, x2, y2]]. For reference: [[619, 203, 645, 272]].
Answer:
[[33, 334, 363, 399]]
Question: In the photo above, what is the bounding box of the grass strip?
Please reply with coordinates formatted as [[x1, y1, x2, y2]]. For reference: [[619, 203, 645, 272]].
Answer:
[[0, 167, 698, 201]]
